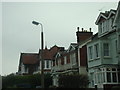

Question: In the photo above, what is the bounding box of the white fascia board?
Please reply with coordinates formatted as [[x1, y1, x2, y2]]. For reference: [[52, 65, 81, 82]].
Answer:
[[108, 11, 116, 18], [95, 13, 107, 25], [78, 39, 92, 49], [113, 2, 120, 27]]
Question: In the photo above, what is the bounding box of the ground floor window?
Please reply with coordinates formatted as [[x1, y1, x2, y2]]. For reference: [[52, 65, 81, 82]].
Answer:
[[107, 72, 111, 82], [118, 68, 120, 82], [94, 67, 119, 84]]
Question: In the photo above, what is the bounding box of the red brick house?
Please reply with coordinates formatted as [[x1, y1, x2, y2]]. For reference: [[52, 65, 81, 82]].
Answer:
[[18, 45, 64, 75]]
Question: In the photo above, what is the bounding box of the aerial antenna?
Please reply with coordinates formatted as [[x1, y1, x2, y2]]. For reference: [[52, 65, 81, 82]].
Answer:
[[99, 7, 105, 12]]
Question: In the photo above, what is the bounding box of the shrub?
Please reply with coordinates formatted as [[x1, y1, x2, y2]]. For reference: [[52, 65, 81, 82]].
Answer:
[[2, 73, 52, 88], [58, 74, 89, 88]]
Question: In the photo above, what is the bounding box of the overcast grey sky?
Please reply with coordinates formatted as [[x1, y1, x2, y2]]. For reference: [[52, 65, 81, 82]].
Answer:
[[1, 1, 118, 75]]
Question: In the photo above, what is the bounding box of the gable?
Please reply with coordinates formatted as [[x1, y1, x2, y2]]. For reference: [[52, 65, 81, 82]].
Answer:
[[95, 13, 108, 25], [67, 45, 76, 52]]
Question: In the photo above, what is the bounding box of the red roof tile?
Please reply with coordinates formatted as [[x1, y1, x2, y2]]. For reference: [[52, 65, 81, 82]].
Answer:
[[21, 53, 39, 64]]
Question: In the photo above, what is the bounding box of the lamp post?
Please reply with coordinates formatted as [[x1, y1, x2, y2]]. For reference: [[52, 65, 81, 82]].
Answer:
[[32, 21, 44, 88]]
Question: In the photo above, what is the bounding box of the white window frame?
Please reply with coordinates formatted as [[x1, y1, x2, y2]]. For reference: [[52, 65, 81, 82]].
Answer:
[[89, 46, 93, 60], [103, 43, 110, 57], [94, 44, 99, 58]]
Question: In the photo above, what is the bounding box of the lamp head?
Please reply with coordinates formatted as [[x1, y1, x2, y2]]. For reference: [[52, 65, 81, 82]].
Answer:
[[32, 21, 39, 25]]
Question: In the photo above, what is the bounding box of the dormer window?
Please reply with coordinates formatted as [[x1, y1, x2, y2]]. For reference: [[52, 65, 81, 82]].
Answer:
[[96, 9, 116, 36], [99, 23, 102, 33]]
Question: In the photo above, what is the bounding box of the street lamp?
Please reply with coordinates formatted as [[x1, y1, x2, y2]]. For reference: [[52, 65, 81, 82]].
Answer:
[[32, 21, 44, 88]]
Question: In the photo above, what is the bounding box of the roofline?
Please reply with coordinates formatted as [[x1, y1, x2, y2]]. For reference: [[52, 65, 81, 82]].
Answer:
[[95, 13, 107, 25]]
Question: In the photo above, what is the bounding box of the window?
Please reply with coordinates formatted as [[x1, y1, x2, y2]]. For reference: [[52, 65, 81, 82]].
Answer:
[[112, 72, 117, 82], [103, 43, 109, 56], [46, 60, 49, 68], [94, 44, 99, 58], [115, 40, 117, 53], [67, 55, 70, 63], [70, 53, 76, 64], [90, 73, 94, 86], [64, 56, 67, 64], [107, 72, 111, 82], [102, 21, 105, 32], [106, 68, 118, 83], [99, 23, 102, 33], [117, 68, 120, 82], [89, 46, 93, 59]]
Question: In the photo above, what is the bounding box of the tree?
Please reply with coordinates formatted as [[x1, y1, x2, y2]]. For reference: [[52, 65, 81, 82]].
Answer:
[[58, 74, 89, 88]]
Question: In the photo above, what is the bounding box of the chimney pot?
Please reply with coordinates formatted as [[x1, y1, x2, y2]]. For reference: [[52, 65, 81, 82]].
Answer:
[[77, 27, 79, 31], [89, 28, 92, 32], [82, 28, 84, 31]]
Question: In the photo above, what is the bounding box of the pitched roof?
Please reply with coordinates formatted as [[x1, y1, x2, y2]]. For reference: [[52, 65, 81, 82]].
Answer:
[[113, 1, 120, 28], [43, 49, 52, 60], [39, 45, 65, 60], [21, 53, 39, 64], [71, 43, 78, 48], [95, 9, 116, 25]]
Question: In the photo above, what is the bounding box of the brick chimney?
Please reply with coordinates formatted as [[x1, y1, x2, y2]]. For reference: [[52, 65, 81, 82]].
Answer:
[[76, 27, 93, 43]]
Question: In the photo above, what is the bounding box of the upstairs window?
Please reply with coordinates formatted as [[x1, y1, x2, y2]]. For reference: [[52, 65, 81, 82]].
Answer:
[[46, 60, 50, 69], [99, 23, 102, 34], [94, 44, 99, 58], [103, 43, 109, 56], [89, 46, 93, 59], [64, 56, 67, 64]]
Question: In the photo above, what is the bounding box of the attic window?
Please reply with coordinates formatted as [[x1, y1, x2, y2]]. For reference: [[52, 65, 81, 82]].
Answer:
[[99, 23, 102, 33]]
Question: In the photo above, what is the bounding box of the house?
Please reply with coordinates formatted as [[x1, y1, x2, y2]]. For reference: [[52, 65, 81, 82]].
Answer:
[[77, 27, 93, 75], [18, 53, 39, 75], [51, 27, 93, 87], [87, 2, 120, 89], [18, 45, 64, 75], [51, 43, 78, 86]]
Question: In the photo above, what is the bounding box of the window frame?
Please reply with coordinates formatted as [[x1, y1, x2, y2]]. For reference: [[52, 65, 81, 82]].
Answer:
[[103, 43, 110, 57]]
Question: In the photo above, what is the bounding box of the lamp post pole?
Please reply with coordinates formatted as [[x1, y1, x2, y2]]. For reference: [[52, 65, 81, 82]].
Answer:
[[32, 21, 44, 88]]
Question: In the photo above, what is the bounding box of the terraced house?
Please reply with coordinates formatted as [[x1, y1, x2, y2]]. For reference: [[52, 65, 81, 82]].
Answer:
[[87, 2, 120, 89], [51, 27, 93, 87], [18, 45, 64, 75]]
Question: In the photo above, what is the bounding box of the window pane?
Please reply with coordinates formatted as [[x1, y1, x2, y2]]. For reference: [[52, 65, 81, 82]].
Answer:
[[89, 46, 93, 59], [46, 61, 49, 68], [95, 44, 99, 58], [107, 72, 111, 82], [103, 72, 105, 82], [118, 71, 120, 82], [98, 73, 101, 83], [112, 73, 117, 82], [103, 43, 109, 56], [112, 68, 116, 71]]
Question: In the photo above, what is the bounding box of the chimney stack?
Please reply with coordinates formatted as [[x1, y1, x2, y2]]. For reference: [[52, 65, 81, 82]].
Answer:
[[76, 27, 93, 43]]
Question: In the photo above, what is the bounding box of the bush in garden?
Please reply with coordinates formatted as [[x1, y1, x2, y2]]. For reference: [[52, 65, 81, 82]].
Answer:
[[2, 73, 52, 88], [58, 74, 89, 88]]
